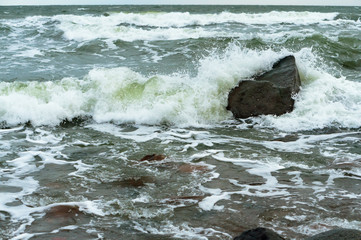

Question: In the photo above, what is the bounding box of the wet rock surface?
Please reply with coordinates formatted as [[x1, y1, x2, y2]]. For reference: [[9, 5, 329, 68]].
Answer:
[[24, 204, 92, 238], [139, 154, 166, 162], [227, 55, 301, 118], [110, 176, 156, 187], [305, 228, 361, 240], [233, 227, 285, 240], [234, 228, 361, 240]]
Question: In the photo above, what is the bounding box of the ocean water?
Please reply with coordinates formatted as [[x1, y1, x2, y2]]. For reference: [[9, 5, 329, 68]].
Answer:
[[0, 5, 361, 240]]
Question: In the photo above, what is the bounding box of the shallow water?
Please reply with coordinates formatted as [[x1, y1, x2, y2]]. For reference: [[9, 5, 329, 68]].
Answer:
[[0, 5, 361, 240]]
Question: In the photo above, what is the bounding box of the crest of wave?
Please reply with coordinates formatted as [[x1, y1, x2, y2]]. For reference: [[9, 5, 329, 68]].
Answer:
[[0, 44, 287, 127]]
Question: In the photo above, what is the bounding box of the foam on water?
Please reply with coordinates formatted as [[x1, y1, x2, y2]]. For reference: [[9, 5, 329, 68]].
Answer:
[[260, 131, 359, 154], [0, 45, 361, 131], [1, 6, 361, 240], [14, 48, 43, 58], [133, 221, 230, 240], [294, 218, 361, 236], [10, 201, 104, 240], [260, 69, 361, 131], [0, 126, 105, 239], [54, 11, 339, 28], [49, 11, 352, 42]]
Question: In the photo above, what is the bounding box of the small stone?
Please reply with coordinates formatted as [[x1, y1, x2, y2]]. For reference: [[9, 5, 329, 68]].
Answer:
[[112, 176, 155, 187], [272, 135, 299, 142], [139, 154, 166, 162]]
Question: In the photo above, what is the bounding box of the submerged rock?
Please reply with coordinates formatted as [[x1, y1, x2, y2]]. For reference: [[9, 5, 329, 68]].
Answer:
[[227, 55, 301, 118], [305, 228, 361, 240], [45, 205, 82, 221], [111, 176, 156, 187], [272, 134, 299, 142], [233, 227, 285, 240], [139, 154, 166, 162], [164, 195, 206, 204], [26, 204, 90, 234]]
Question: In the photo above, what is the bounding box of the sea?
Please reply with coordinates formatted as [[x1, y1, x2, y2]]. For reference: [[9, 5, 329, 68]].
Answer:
[[0, 5, 361, 240]]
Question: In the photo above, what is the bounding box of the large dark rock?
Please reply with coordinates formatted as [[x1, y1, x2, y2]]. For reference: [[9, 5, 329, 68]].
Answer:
[[305, 228, 361, 240], [227, 55, 301, 118], [233, 227, 285, 240]]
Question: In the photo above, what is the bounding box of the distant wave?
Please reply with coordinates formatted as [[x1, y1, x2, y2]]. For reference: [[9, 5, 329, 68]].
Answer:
[[48, 11, 361, 42], [54, 11, 339, 28], [2, 10, 360, 43]]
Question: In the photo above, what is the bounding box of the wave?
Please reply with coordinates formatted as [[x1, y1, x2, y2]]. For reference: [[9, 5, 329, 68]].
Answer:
[[1, 45, 361, 131], [53, 22, 354, 44], [54, 11, 339, 28], [56, 21, 219, 42], [260, 73, 361, 131], [2, 11, 360, 43], [48, 11, 361, 43], [0, 23, 12, 34]]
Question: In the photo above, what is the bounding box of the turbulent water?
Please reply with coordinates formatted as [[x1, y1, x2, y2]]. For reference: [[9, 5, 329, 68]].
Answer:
[[1, 5, 361, 240]]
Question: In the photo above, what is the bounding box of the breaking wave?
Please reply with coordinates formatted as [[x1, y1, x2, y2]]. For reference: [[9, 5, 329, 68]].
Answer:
[[1, 45, 361, 131], [52, 11, 344, 42]]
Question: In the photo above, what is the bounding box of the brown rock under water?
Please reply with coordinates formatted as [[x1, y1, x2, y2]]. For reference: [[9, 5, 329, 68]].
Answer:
[[44, 205, 82, 221], [139, 154, 166, 162], [111, 176, 156, 187], [164, 195, 206, 204], [233, 227, 285, 240]]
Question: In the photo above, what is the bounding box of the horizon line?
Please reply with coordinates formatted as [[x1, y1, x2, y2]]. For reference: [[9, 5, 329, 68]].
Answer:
[[1, 3, 360, 6]]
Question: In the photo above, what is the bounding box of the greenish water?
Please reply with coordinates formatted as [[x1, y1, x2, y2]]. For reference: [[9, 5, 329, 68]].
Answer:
[[0, 5, 361, 240]]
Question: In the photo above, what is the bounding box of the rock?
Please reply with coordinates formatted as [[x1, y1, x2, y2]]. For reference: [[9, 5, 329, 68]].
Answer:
[[305, 228, 361, 240], [164, 195, 206, 204], [24, 204, 91, 237], [45, 205, 82, 221], [111, 176, 156, 187], [233, 227, 285, 240], [227, 55, 301, 118], [272, 135, 299, 142], [139, 154, 166, 162]]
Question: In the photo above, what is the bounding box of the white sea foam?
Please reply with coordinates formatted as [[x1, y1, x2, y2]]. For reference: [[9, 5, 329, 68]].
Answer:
[[55, 11, 339, 28], [0, 45, 360, 131], [49, 11, 349, 42], [25, 128, 64, 145], [10, 201, 104, 240], [294, 217, 361, 236], [57, 19, 218, 42], [196, 152, 290, 211], [14, 48, 43, 58], [261, 131, 358, 154], [198, 186, 230, 211], [133, 221, 230, 240], [86, 123, 163, 142], [260, 68, 361, 132]]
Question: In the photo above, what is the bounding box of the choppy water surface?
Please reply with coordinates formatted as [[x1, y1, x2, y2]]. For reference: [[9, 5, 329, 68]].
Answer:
[[0, 5, 361, 240]]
